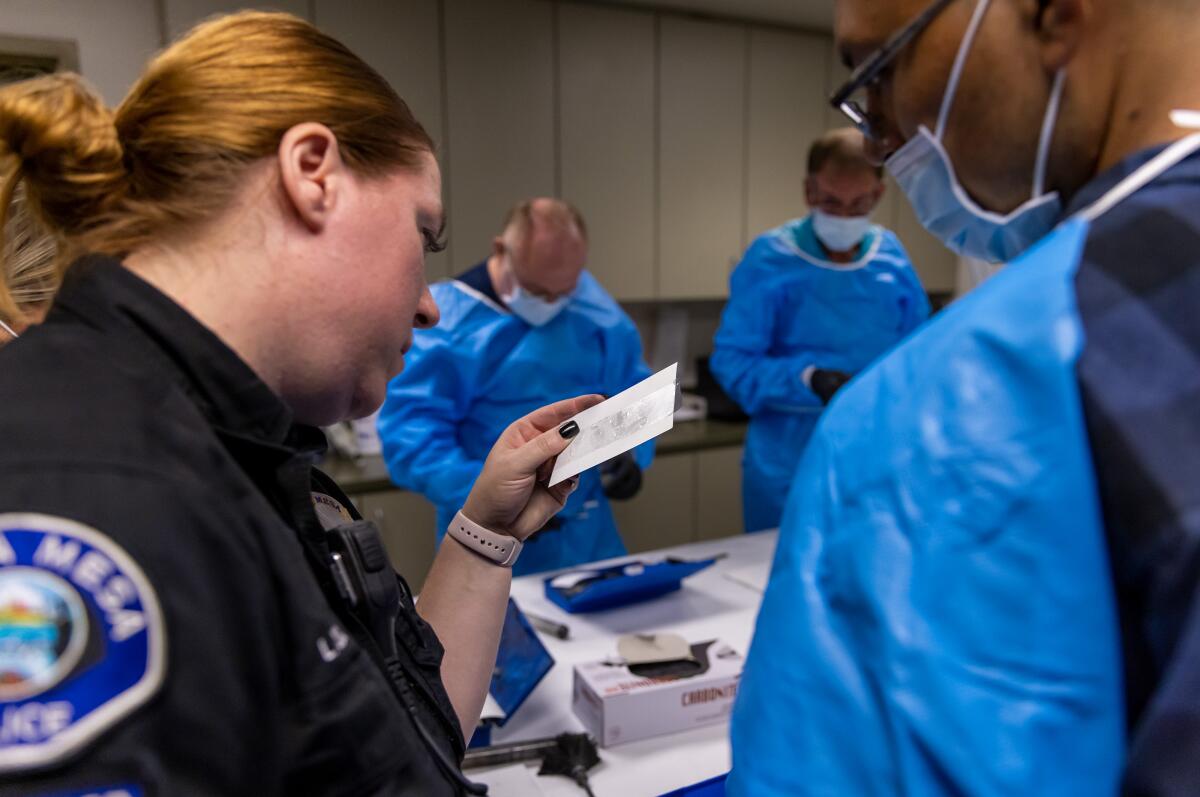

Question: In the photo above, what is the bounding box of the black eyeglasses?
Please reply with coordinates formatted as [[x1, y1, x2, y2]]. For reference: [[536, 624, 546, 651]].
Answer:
[[829, 0, 959, 140]]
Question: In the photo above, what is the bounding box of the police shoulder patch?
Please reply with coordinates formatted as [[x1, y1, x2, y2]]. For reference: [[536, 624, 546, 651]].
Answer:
[[0, 514, 165, 772], [311, 492, 354, 531]]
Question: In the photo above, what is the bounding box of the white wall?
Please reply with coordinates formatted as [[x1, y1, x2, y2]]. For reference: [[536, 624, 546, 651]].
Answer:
[[559, 2, 657, 300], [311, 0, 449, 278], [442, 0, 557, 272], [162, 0, 309, 39], [0, 0, 161, 103]]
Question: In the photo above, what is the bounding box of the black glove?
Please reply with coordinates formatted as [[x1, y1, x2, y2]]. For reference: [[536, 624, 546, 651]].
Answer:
[[810, 368, 853, 405], [600, 451, 643, 501]]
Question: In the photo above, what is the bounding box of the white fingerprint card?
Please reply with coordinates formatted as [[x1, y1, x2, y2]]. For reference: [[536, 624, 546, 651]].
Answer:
[[549, 363, 678, 487]]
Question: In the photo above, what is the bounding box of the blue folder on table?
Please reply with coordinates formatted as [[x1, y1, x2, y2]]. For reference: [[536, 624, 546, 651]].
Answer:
[[544, 557, 719, 614], [491, 598, 553, 722], [471, 598, 554, 747]]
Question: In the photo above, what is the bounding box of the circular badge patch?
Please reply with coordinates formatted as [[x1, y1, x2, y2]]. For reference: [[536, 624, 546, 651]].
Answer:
[[0, 568, 89, 702], [0, 514, 165, 773], [312, 492, 354, 531]]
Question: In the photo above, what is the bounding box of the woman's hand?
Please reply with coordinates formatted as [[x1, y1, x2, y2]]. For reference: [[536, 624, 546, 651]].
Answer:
[[462, 394, 603, 541]]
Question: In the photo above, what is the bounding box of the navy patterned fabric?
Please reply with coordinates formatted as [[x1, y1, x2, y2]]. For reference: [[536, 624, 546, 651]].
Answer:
[[1073, 145, 1200, 796]]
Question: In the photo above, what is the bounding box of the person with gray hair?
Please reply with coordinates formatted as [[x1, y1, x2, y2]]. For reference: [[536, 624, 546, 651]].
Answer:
[[711, 127, 930, 533], [379, 197, 654, 575]]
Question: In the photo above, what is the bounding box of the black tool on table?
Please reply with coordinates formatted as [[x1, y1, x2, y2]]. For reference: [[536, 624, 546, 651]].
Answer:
[[524, 610, 571, 640], [462, 732, 602, 796], [539, 733, 602, 797]]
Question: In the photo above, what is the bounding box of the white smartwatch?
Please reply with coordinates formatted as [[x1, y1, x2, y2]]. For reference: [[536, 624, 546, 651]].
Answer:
[[446, 511, 523, 568]]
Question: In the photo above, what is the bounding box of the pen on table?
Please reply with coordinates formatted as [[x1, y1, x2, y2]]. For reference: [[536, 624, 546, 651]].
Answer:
[[526, 611, 570, 640]]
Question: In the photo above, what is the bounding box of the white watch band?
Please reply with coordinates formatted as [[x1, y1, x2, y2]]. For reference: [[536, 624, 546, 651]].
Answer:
[[447, 511, 523, 568]]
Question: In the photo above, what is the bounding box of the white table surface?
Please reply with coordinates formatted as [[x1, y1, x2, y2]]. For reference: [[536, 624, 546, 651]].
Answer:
[[473, 531, 778, 797]]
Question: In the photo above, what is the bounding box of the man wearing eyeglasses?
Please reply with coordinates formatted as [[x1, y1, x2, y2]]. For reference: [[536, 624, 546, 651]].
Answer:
[[729, 0, 1200, 795], [711, 128, 929, 534]]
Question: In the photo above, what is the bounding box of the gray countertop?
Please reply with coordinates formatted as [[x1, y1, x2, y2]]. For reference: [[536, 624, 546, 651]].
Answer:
[[322, 418, 747, 496]]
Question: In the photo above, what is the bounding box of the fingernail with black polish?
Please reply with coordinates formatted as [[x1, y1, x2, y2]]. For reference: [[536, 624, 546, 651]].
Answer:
[[559, 421, 579, 439]]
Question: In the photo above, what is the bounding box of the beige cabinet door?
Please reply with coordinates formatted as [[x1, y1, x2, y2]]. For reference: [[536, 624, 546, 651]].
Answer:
[[353, 490, 439, 592], [824, 33, 849, 131], [313, 0, 450, 281], [745, 28, 830, 246], [443, 0, 556, 274], [558, 3, 657, 301], [695, 446, 744, 540], [163, 0, 310, 40], [657, 17, 747, 299], [612, 454, 697, 554]]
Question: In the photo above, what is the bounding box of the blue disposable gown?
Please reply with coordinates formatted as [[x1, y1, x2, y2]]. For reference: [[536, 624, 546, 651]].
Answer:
[[711, 217, 929, 532], [727, 219, 1123, 795], [378, 271, 653, 576]]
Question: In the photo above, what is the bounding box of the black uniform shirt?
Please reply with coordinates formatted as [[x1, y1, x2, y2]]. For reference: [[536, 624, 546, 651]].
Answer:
[[0, 256, 465, 796]]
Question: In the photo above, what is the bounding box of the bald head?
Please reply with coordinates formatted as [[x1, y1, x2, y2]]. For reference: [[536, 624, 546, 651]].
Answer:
[[806, 127, 886, 222], [493, 198, 588, 300], [807, 127, 883, 179]]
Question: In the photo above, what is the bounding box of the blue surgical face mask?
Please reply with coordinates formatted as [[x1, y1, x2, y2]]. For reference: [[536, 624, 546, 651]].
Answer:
[[501, 255, 571, 327], [504, 282, 569, 327], [811, 210, 872, 254], [886, 0, 1066, 264]]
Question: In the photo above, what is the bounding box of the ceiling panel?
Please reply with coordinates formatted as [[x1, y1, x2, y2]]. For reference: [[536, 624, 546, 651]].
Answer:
[[593, 0, 834, 31]]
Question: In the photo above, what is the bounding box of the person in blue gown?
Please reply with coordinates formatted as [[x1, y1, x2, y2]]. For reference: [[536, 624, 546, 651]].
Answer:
[[729, 0, 1200, 794], [712, 128, 929, 532], [378, 198, 652, 576]]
